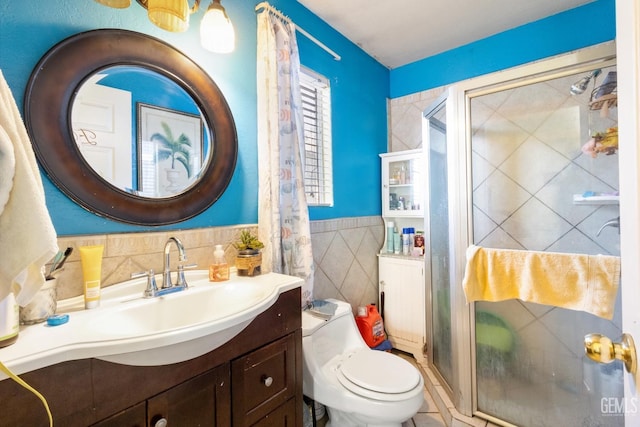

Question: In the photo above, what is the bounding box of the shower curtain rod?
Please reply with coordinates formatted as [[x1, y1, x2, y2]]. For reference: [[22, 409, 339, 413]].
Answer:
[[254, 1, 342, 61]]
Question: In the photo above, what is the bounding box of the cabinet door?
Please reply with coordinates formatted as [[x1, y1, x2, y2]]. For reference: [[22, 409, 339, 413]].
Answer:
[[232, 334, 296, 426], [381, 150, 424, 218], [249, 398, 297, 427], [91, 402, 146, 427], [147, 363, 231, 427], [379, 256, 426, 359]]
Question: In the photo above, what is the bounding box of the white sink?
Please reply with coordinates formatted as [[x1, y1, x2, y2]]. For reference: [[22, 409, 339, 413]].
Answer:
[[87, 279, 270, 336], [0, 270, 302, 378]]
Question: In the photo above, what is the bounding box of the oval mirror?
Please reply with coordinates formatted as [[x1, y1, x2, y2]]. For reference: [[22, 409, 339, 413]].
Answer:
[[25, 29, 237, 225]]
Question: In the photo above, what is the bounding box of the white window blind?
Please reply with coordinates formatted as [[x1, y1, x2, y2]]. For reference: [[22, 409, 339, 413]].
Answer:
[[300, 67, 333, 206]]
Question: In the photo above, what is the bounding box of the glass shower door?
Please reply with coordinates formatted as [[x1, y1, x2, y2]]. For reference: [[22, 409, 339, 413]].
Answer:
[[425, 94, 454, 390], [469, 64, 621, 427]]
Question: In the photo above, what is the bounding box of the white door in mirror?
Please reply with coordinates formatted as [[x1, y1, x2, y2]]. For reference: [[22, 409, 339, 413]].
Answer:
[[72, 75, 132, 190]]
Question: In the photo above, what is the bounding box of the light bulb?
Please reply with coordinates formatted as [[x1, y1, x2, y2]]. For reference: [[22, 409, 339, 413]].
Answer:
[[200, 1, 235, 53]]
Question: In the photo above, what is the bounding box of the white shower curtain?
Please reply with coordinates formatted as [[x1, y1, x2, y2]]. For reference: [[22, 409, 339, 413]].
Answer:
[[256, 11, 314, 307]]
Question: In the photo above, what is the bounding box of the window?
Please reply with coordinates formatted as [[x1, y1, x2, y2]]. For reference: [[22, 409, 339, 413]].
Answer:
[[300, 67, 333, 206]]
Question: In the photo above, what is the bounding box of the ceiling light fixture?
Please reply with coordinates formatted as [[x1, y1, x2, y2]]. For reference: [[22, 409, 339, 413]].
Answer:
[[95, 0, 131, 7], [200, 0, 235, 53], [147, 0, 193, 32], [94, 0, 234, 53]]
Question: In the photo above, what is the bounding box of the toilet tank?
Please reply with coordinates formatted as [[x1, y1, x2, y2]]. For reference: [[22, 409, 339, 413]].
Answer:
[[302, 299, 368, 367]]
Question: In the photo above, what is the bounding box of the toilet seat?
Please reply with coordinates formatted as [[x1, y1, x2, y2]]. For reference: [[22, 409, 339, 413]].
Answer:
[[334, 350, 421, 402]]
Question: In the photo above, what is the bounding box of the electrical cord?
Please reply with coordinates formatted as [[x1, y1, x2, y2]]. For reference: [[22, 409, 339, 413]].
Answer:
[[0, 360, 53, 426]]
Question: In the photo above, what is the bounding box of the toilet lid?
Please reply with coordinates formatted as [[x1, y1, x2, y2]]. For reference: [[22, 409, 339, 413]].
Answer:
[[337, 350, 420, 399]]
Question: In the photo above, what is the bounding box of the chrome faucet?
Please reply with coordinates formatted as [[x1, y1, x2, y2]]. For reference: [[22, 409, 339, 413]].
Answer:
[[163, 237, 187, 289], [130, 236, 196, 298], [596, 216, 620, 236]]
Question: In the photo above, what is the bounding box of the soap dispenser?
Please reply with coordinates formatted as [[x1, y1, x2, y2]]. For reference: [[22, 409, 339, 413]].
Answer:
[[209, 244, 230, 282]]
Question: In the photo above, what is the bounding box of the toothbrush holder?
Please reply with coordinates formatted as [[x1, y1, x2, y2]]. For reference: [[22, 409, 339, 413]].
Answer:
[[19, 278, 58, 325]]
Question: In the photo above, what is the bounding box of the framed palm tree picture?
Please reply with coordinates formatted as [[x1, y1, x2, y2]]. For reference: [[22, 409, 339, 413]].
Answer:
[[137, 103, 203, 197]]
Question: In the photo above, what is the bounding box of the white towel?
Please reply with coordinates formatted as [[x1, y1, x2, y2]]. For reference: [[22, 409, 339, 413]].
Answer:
[[0, 70, 58, 306], [0, 126, 15, 216]]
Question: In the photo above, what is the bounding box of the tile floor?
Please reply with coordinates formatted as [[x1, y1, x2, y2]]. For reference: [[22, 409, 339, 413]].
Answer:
[[403, 389, 447, 427], [400, 352, 447, 427]]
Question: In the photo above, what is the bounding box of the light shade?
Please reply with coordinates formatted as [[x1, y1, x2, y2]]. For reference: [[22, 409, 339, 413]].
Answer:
[[200, 0, 235, 53], [94, 0, 131, 8], [147, 0, 189, 32]]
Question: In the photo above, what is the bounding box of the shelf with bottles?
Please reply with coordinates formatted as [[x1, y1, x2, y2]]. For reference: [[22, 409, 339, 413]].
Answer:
[[380, 149, 424, 218], [581, 71, 618, 158], [380, 217, 425, 260], [588, 71, 617, 112]]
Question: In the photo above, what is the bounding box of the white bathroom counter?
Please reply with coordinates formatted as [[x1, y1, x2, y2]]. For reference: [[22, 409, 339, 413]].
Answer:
[[0, 271, 302, 379]]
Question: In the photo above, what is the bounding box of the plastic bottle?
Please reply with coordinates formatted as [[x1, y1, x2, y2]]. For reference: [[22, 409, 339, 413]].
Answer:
[[408, 228, 415, 251], [393, 228, 401, 254], [402, 228, 410, 255], [355, 304, 386, 348], [386, 221, 395, 253], [79, 245, 103, 309], [209, 244, 230, 282]]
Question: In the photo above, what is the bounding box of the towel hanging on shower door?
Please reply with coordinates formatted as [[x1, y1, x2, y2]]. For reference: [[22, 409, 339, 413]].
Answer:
[[462, 245, 620, 320]]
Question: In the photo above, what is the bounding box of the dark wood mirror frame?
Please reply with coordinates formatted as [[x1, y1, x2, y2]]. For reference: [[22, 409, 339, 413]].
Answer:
[[24, 29, 237, 226]]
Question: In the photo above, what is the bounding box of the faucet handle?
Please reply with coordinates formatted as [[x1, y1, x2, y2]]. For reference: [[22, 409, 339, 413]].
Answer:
[[176, 264, 197, 289], [180, 263, 198, 270], [140, 269, 158, 298]]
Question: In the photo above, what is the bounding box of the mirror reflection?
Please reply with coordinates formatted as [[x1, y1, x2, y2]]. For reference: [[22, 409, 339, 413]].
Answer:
[[25, 29, 237, 225], [71, 66, 211, 198]]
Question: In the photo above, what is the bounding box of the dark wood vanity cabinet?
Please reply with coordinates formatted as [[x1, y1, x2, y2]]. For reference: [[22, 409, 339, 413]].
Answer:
[[232, 334, 298, 426], [0, 288, 302, 427], [93, 363, 231, 427]]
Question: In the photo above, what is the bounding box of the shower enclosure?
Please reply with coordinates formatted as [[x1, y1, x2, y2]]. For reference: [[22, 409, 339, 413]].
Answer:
[[425, 42, 629, 426]]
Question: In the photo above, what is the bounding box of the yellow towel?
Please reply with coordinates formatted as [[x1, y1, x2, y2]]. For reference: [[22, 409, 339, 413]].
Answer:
[[462, 245, 620, 320], [0, 70, 58, 306]]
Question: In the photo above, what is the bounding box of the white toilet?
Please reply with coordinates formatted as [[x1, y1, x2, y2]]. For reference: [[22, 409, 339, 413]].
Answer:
[[302, 299, 424, 427]]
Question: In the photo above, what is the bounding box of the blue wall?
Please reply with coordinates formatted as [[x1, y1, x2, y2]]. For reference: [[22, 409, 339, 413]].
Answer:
[[390, 0, 616, 98], [0, 0, 389, 235], [0, 0, 616, 236]]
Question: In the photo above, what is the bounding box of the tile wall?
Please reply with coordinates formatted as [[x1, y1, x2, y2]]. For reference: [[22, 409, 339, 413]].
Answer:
[[52, 225, 249, 300], [389, 87, 446, 153], [50, 217, 385, 311], [310, 216, 384, 308]]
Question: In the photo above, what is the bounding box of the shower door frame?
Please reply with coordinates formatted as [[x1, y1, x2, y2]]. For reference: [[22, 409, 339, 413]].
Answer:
[[423, 88, 473, 411], [448, 42, 620, 424]]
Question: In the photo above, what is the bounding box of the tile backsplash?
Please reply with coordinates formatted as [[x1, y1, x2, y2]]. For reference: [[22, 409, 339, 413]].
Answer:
[[52, 225, 246, 300], [50, 217, 384, 310]]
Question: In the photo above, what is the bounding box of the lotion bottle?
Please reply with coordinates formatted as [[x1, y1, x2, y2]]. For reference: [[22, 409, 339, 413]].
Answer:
[[209, 244, 230, 282], [79, 245, 103, 309], [393, 227, 401, 254], [386, 221, 394, 253]]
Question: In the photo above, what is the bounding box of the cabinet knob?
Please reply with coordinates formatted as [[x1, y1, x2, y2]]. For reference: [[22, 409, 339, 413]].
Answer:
[[154, 417, 168, 427], [262, 375, 273, 387]]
